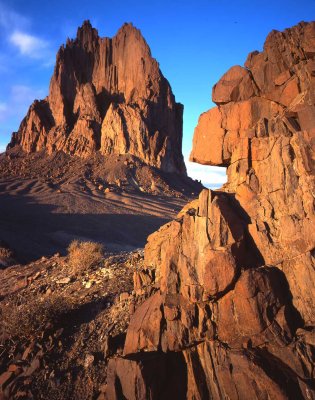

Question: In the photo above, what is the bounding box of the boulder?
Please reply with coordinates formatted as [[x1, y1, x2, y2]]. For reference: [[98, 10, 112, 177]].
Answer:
[[212, 65, 257, 104]]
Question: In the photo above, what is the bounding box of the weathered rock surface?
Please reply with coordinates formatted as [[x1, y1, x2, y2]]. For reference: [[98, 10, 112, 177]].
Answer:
[[0, 251, 148, 399], [8, 21, 186, 174], [105, 21, 315, 399]]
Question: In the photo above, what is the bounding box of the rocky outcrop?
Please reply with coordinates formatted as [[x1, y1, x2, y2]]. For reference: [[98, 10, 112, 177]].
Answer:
[[8, 21, 186, 174], [105, 21, 315, 399]]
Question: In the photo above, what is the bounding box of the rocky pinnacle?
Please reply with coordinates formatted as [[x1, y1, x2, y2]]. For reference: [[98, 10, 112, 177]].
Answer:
[[8, 21, 186, 175]]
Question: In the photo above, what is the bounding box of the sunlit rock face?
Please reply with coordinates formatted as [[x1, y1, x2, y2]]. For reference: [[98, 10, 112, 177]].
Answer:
[[8, 21, 186, 175], [105, 21, 315, 399]]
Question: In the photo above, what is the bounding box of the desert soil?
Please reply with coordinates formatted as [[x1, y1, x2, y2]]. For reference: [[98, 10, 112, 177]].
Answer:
[[0, 250, 151, 399], [0, 148, 202, 399], [0, 149, 201, 263]]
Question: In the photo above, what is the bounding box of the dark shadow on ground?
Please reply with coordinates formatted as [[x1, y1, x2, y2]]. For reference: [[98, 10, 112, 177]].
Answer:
[[0, 192, 171, 263]]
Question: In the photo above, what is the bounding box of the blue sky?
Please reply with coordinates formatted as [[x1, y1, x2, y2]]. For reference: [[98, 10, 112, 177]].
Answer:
[[0, 0, 314, 187]]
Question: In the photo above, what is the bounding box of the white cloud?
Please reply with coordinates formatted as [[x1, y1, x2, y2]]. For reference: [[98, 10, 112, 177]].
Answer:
[[186, 159, 227, 189], [0, 144, 6, 153], [0, 4, 54, 65], [10, 31, 49, 59]]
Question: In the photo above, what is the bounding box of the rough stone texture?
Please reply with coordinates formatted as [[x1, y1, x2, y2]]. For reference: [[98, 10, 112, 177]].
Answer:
[[106, 22, 315, 399], [8, 21, 186, 174], [105, 353, 187, 400], [212, 65, 258, 104]]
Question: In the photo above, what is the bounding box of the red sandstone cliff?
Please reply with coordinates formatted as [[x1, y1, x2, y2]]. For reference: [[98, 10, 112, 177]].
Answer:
[[8, 21, 186, 175], [104, 21, 315, 399]]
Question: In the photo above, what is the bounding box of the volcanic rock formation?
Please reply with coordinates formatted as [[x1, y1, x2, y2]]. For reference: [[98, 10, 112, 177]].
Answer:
[[8, 21, 186, 174], [105, 21, 315, 399]]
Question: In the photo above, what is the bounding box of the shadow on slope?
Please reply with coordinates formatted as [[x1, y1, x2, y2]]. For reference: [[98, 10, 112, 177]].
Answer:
[[0, 192, 172, 263]]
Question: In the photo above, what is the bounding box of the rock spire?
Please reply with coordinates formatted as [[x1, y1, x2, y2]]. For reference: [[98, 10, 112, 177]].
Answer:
[[8, 21, 186, 174]]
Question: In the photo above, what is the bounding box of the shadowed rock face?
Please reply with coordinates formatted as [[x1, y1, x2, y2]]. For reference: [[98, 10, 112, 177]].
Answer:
[[105, 21, 315, 399], [8, 21, 186, 175]]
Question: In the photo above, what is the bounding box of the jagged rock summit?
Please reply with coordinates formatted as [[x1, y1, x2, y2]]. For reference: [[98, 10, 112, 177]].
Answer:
[[8, 21, 186, 174], [104, 21, 315, 399]]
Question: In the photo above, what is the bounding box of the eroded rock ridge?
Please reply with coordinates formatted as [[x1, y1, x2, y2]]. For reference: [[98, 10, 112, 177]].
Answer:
[[105, 21, 315, 399], [8, 21, 186, 174]]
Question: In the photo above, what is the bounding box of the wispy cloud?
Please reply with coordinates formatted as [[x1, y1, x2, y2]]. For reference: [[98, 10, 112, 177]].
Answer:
[[10, 31, 49, 59], [0, 3, 54, 65], [0, 4, 51, 146], [186, 159, 227, 189]]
